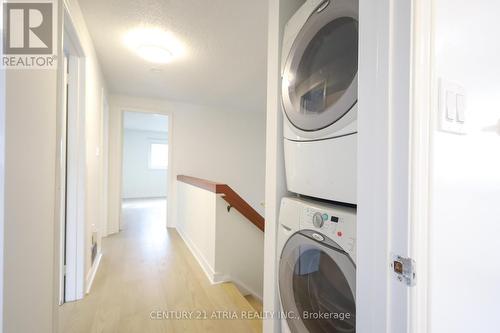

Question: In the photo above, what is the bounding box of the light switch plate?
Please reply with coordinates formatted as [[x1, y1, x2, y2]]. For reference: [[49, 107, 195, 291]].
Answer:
[[439, 79, 466, 134]]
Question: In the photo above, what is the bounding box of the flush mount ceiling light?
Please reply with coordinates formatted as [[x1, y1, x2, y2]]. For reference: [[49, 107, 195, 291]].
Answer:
[[124, 27, 185, 64]]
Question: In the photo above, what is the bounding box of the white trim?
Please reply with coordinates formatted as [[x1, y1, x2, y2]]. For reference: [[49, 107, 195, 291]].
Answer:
[[263, 1, 302, 332], [175, 227, 263, 301], [85, 252, 102, 294], [357, 0, 392, 331], [101, 91, 109, 237], [409, 0, 434, 332], [358, 0, 418, 331], [229, 277, 263, 302], [56, 54, 68, 306], [58, 3, 87, 303], [54, 0, 66, 309], [175, 227, 219, 283]]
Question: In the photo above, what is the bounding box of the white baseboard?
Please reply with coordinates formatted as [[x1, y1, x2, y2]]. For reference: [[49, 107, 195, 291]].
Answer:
[[209, 274, 262, 301], [85, 252, 102, 294], [230, 277, 263, 302], [122, 196, 167, 200], [175, 227, 219, 283], [212, 273, 231, 284], [175, 227, 263, 302]]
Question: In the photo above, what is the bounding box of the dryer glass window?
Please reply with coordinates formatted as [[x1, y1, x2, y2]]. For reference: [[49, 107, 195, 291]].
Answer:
[[283, 15, 358, 131], [292, 248, 356, 332], [294, 17, 357, 115]]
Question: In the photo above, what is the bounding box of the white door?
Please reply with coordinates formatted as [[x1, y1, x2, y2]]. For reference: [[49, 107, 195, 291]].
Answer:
[[58, 53, 69, 303], [357, 0, 422, 332], [60, 23, 86, 303]]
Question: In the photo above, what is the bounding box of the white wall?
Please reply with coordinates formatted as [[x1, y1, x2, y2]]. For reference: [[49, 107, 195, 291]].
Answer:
[[176, 181, 264, 298], [215, 195, 265, 298], [3, 0, 108, 331], [429, 1, 500, 331], [170, 102, 266, 218], [107, 95, 266, 234], [263, 1, 304, 332], [122, 129, 168, 199], [4, 70, 58, 333], [0, 3, 5, 330], [176, 182, 217, 278]]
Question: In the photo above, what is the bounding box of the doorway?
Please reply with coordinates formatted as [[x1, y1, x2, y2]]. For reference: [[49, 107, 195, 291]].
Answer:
[[120, 111, 169, 232]]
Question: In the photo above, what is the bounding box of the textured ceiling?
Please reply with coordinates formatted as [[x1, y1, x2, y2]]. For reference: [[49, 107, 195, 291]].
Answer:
[[79, 0, 268, 112]]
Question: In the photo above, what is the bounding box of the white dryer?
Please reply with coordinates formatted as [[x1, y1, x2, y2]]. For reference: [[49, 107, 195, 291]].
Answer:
[[281, 0, 358, 204], [278, 197, 356, 333]]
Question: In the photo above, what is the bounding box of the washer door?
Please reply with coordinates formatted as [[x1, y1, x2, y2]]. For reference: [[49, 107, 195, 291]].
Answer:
[[282, 0, 358, 132], [279, 232, 356, 333]]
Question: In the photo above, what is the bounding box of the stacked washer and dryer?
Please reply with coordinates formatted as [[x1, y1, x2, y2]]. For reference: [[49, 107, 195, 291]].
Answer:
[[277, 0, 358, 332]]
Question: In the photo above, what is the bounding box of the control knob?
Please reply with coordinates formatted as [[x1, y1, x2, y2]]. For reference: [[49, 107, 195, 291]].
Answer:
[[312, 212, 324, 228]]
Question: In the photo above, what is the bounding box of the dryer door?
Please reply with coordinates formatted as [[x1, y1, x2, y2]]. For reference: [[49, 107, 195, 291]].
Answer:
[[282, 0, 358, 132], [279, 232, 356, 333]]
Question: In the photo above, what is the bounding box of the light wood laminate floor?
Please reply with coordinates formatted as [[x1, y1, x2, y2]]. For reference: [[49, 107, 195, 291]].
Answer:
[[58, 199, 256, 333]]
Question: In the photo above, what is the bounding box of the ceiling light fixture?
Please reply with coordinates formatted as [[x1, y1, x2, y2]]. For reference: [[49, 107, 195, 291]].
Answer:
[[124, 27, 185, 64]]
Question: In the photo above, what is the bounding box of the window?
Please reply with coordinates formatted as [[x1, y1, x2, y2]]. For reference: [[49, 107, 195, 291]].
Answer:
[[149, 142, 168, 169]]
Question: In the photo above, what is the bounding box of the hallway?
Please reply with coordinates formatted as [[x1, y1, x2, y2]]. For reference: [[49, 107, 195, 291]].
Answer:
[[58, 199, 256, 333]]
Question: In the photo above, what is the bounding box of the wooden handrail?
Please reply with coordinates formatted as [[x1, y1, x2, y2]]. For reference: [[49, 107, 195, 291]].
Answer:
[[177, 175, 265, 232]]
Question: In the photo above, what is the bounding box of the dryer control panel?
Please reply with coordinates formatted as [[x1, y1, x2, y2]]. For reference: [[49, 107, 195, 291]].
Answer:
[[299, 200, 356, 261]]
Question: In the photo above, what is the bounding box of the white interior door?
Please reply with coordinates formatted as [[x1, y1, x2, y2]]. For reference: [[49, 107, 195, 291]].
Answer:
[[357, 0, 419, 332], [58, 54, 69, 304], [61, 23, 86, 303]]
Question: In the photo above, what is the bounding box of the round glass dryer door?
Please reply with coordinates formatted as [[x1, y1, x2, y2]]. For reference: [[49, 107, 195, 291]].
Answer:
[[282, 0, 358, 132], [279, 232, 356, 333]]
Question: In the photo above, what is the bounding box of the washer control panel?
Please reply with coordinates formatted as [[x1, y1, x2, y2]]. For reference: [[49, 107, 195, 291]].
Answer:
[[300, 200, 356, 261]]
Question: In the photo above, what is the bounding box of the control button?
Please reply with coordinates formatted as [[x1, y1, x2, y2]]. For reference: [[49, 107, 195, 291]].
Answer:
[[331, 216, 339, 223], [313, 212, 324, 228], [322, 213, 328, 221], [337, 231, 343, 237], [312, 233, 325, 242]]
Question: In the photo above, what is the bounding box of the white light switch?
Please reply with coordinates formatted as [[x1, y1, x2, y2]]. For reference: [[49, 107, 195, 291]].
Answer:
[[446, 91, 456, 120], [439, 79, 466, 134], [456, 94, 466, 123]]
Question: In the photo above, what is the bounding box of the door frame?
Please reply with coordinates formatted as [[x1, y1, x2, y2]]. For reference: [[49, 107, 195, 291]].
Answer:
[[409, 0, 434, 331], [357, 0, 433, 332], [55, 2, 87, 304], [115, 107, 173, 231], [101, 90, 109, 237]]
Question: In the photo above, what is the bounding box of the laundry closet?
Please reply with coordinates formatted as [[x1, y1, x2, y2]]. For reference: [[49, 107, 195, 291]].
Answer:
[[264, 0, 417, 332], [275, 0, 358, 332]]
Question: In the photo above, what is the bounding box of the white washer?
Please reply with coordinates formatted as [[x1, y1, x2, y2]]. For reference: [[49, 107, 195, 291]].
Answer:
[[281, 0, 358, 204], [278, 197, 356, 333]]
